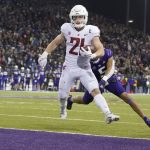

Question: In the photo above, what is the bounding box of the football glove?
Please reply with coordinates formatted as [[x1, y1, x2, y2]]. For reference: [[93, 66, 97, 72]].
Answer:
[[80, 46, 96, 59], [38, 51, 48, 68], [144, 116, 150, 127], [80, 46, 92, 57]]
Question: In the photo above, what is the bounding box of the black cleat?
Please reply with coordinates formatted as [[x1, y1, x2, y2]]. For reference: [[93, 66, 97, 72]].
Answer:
[[67, 95, 73, 110], [144, 116, 150, 127]]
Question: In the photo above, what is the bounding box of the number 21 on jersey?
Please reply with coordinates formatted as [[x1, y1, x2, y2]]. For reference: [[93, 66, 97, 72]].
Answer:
[[69, 37, 85, 55]]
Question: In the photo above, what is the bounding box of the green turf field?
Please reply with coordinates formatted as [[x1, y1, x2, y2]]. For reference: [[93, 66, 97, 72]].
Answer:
[[0, 91, 150, 139]]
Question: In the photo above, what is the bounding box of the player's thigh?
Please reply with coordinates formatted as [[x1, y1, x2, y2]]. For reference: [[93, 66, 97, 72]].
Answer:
[[106, 80, 125, 96], [58, 70, 74, 99], [80, 69, 99, 93]]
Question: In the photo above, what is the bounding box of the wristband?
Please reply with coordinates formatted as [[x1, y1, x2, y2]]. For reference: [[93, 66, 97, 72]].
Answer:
[[102, 76, 108, 82]]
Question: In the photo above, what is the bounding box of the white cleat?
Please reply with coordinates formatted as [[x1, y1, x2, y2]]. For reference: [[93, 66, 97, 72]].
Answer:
[[105, 113, 120, 124], [60, 112, 67, 119]]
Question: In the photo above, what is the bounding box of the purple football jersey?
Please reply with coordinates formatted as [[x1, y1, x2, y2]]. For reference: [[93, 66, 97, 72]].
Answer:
[[83, 49, 125, 104]]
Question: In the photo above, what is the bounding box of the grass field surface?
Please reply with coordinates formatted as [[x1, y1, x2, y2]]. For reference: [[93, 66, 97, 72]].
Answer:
[[0, 91, 150, 139]]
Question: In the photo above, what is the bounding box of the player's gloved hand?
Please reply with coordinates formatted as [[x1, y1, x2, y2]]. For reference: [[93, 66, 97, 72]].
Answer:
[[80, 46, 96, 59], [80, 46, 92, 57], [38, 51, 48, 68], [144, 116, 150, 127]]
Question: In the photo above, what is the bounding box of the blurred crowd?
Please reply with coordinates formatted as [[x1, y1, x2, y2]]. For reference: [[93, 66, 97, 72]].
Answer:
[[0, 0, 150, 93]]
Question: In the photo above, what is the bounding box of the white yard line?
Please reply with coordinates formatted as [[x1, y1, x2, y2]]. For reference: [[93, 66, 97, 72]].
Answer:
[[0, 105, 149, 115], [0, 101, 54, 105], [0, 113, 145, 125]]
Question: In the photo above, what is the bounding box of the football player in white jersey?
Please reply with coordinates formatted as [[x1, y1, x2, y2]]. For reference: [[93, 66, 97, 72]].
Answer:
[[38, 5, 119, 123]]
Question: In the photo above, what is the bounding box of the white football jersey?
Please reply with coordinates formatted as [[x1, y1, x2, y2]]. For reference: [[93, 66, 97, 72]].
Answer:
[[61, 23, 100, 68]]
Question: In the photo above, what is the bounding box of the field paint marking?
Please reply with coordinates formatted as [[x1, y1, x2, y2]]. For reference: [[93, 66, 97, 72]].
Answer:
[[0, 105, 149, 115], [0, 102, 33, 104], [111, 100, 150, 107], [0, 127, 149, 141], [0, 101, 54, 105], [1, 99, 150, 107], [1, 101, 150, 109], [1, 96, 150, 107], [0, 113, 145, 125], [1, 90, 149, 95]]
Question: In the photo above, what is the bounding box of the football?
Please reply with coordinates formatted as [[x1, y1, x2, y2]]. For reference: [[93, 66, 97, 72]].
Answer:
[[79, 45, 95, 57], [82, 45, 95, 53]]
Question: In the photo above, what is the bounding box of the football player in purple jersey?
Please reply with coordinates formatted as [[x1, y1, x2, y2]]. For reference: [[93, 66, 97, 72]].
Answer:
[[25, 68, 31, 91], [0, 66, 4, 90], [12, 65, 20, 90], [19, 67, 26, 90], [67, 48, 150, 127], [38, 67, 45, 90], [3, 67, 8, 90], [32, 69, 39, 91]]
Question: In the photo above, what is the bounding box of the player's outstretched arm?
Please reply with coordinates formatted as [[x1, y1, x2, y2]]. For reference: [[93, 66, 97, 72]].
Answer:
[[45, 32, 64, 54], [38, 33, 64, 67]]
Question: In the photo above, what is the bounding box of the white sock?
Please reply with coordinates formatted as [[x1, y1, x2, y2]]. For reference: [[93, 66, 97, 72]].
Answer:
[[60, 98, 67, 114], [93, 94, 111, 115]]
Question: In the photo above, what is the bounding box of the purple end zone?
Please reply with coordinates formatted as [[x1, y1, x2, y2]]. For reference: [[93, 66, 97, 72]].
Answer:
[[0, 128, 150, 150]]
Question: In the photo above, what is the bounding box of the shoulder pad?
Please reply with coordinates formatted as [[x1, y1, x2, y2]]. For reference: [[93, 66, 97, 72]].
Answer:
[[88, 25, 100, 36], [105, 49, 113, 58], [61, 23, 70, 33]]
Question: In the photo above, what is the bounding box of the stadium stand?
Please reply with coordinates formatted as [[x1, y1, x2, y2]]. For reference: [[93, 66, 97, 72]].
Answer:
[[0, 0, 150, 93]]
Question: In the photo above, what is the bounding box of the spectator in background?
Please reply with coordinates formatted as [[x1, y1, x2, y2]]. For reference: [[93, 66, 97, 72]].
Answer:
[[0, 0, 149, 92]]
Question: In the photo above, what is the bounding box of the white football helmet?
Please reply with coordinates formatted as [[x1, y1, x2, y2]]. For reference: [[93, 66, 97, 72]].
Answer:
[[69, 5, 88, 29]]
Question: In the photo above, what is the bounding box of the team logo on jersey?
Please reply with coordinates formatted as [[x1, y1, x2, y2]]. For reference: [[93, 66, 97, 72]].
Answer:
[[89, 29, 91, 33], [68, 32, 71, 35]]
